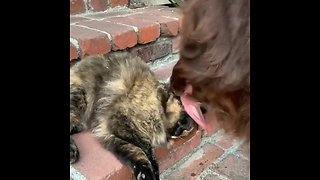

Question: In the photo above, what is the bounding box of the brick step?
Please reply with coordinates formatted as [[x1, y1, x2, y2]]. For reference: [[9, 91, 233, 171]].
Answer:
[[70, 6, 181, 62], [160, 131, 250, 180], [71, 128, 250, 180], [71, 128, 203, 180]]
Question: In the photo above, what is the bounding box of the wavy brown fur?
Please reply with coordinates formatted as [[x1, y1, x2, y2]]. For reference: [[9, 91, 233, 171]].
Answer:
[[170, 0, 250, 141]]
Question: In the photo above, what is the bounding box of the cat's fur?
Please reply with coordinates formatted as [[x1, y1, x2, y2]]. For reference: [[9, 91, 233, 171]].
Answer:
[[70, 53, 194, 180]]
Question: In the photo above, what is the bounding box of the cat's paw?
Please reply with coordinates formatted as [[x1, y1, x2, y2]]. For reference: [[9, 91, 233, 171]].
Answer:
[[134, 163, 157, 180], [70, 137, 79, 164]]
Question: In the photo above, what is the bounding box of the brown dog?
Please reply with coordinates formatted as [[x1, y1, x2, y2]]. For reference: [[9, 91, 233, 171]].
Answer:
[[170, 0, 250, 141]]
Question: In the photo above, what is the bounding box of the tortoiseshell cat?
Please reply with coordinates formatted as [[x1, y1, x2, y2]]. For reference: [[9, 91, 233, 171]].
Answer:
[[70, 53, 194, 180]]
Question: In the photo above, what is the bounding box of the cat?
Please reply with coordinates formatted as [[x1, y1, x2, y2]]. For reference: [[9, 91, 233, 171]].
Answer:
[[70, 53, 194, 180]]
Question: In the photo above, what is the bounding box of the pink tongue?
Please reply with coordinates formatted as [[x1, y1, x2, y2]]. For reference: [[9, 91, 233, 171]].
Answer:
[[180, 95, 208, 130], [180, 85, 217, 134], [180, 85, 218, 134]]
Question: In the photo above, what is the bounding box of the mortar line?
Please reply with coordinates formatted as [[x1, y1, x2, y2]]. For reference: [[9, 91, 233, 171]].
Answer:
[[197, 140, 246, 180], [73, 24, 112, 41], [70, 165, 87, 180]]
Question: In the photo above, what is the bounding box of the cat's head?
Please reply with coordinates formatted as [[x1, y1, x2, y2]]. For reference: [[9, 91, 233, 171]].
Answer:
[[158, 83, 206, 138]]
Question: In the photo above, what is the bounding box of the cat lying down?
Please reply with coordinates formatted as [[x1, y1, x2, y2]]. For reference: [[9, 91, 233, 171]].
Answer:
[[70, 53, 196, 180]]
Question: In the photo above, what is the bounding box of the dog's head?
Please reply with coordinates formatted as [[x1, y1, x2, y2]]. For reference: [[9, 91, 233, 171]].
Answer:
[[169, 0, 250, 141]]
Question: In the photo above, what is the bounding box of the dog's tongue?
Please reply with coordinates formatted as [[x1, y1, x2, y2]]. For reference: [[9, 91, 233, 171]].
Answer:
[[180, 85, 212, 133], [180, 95, 207, 128]]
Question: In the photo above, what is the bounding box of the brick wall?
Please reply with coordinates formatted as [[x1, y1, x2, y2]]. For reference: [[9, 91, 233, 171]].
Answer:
[[70, 6, 181, 81], [70, 0, 129, 15]]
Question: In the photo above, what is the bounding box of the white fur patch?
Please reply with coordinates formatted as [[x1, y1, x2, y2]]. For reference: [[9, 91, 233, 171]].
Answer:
[[137, 172, 146, 179]]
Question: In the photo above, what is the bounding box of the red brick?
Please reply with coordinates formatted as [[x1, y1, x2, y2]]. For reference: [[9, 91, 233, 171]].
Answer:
[[214, 154, 250, 180], [136, 8, 183, 32], [172, 36, 180, 53], [156, 128, 202, 172], [70, 25, 111, 57], [215, 134, 238, 150], [133, 8, 182, 34], [153, 8, 182, 32], [71, 133, 134, 180], [129, 40, 171, 62], [105, 17, 160, 44], [130, 14, 179, 36], [164, 143, 224, 180], [90, 0, 110, 12], [152, 60, 177, 81], [70, 43, 78, 61], [110, 0, 128, 7], [77, 20, 137, 50], [70, 0, 86, 15], [160, 21, 179, 36], [70, 16, 90, 24]]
